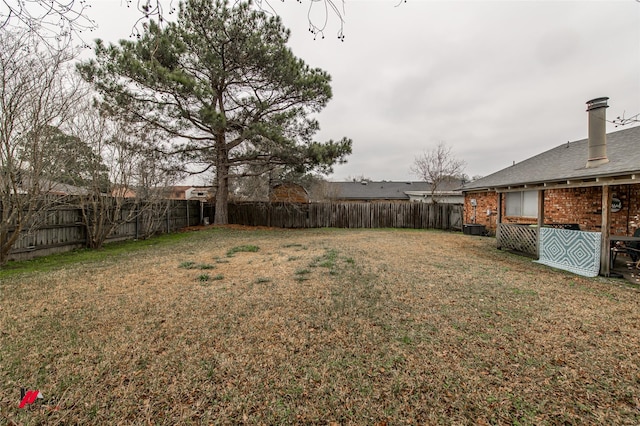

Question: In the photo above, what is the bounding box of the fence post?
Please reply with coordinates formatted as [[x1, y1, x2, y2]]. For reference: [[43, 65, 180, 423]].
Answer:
[[167, 202, 171, 233], [135, 204, 139, 240], [267, 203, 271, 228]]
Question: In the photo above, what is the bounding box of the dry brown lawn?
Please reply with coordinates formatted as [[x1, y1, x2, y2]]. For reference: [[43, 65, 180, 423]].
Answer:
[[1, 227, 639, 425]]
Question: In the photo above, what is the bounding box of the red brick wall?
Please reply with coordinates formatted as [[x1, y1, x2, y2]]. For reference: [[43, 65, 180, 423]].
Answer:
[[609, 184, 640, 235], [464, 191, 499, 231], [541, 185, 640, 234], [464, 184, 640, 235], [269, 184, 309, 203], [544, 188, 597, 231]]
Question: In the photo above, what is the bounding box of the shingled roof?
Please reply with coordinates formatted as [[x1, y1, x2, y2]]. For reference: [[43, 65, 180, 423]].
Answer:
[[321, 180, 464, 201], [327, 181, 431, 200], [462, 125, 640, 191]]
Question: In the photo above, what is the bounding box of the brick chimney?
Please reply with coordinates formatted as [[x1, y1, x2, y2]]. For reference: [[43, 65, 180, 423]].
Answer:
[[585, 97, 609, 168]]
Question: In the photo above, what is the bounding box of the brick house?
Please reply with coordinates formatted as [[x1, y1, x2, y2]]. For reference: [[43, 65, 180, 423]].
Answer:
[[461, 98, 640, 276], [269, 183, 309, 203], [166, 186, 213, 201]]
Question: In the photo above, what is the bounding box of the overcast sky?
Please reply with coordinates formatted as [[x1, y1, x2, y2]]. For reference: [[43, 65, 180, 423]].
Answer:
[[87, 0, 640, 182]]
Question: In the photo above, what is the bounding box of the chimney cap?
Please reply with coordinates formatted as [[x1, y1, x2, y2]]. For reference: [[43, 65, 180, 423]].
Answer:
[[586, 97, 609, 111]]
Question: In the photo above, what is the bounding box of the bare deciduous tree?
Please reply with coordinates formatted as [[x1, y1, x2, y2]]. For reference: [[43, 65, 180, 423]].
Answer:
[[611, 112, 640, 127], [0, 0, 95, 48], [122, 0, 407, 41], [2, 0, 404, 46], [308, 179, 342, 202], [66, 104, 178, 248], [0, 29, 83, 264], [127, 128, 179, 238], [230, 174, 269, 202], [346, 174, 372, 183], [64, 105, 126, 249], [410, 142, 466, 204]]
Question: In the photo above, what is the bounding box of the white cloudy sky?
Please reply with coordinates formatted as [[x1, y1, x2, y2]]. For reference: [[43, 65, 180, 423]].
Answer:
[[87, 0, 640, 182]]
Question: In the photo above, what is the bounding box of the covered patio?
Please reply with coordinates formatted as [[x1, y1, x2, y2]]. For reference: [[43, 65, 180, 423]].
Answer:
[[462, 98, 640, 280], [492, 181, 640, 278]]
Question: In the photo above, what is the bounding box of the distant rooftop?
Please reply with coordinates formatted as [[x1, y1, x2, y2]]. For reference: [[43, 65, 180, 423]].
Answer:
[[324, 179, 463, 200]]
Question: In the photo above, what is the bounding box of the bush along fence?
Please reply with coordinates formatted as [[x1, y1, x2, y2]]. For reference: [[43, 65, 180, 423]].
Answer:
[[4, 199, 202, 262], [219, 202, 463, 231]]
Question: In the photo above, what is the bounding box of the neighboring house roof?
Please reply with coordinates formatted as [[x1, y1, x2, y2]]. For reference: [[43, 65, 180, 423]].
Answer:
[[323, 180, 463, 201], [404, 190, 463, 197], [47, 181, 91, 196], [24, 178, 91, 196], [328, 181, 430, 200], [462, 125, 640, 192]]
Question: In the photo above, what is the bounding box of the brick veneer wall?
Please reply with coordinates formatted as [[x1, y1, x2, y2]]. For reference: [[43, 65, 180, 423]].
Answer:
[[463, 191, 500, 232], [464, 184, 640, 235], [269, 184, 309, 203]]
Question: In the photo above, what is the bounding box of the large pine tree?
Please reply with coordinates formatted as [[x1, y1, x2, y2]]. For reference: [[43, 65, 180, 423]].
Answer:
[[79, 0, 351, 224]]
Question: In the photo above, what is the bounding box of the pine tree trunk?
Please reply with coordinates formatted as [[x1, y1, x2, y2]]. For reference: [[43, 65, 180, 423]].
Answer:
[[214, 164, 229, 225], [214, 133, 229, 225]]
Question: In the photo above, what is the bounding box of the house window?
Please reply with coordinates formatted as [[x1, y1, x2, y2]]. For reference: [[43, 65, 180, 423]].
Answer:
[[505, 191, 538, 217]]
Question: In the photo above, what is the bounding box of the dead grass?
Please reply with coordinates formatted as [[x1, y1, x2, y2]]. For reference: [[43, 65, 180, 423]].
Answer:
[[1, 227, 639, 425]]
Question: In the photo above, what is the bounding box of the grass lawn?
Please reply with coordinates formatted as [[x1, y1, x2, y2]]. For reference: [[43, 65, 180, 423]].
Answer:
[[1, 227, 639, 425]]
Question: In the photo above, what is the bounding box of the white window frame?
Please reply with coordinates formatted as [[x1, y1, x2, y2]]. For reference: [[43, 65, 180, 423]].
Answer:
[[505, 190, 538, 218]]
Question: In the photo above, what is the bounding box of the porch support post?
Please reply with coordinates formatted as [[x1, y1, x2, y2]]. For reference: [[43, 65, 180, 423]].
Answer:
[[601, 185, 612, 276], [496, 192, 503, 249], [536, 189, 545, 258]]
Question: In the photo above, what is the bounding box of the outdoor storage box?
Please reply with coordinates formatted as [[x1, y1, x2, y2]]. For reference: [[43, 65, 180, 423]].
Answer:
[[463, 224, 486, 236]]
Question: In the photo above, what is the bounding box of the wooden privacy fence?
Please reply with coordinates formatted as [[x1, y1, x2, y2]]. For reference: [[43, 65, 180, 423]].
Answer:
[[5, 200, 462, 262], [223, 202, 463, 230], [5, 199, 202, 261]]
